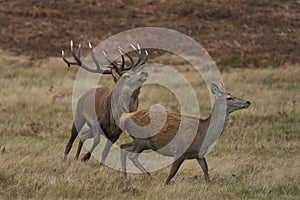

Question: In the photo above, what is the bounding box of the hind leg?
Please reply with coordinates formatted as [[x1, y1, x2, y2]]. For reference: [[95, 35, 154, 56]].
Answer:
[[197, 157, 210, 184], [164, 156, 185, 185], [74, 128, 92, 160], [64, 119, 84, 161]]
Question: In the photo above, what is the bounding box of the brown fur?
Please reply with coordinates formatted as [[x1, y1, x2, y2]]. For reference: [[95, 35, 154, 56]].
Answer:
[[65, 78, 141, 163], [120, 88, 251, 185], [63, 42, 148, 163]]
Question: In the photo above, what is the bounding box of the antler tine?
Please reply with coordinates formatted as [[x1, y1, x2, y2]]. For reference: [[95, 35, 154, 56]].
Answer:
[[61, 41, 79, 67], [133, 45, 149, 68], [118, 47, 126, 71], [130, 44, 142, 68], [62, 50, 77, 67], [89, 42, 101, 71], [130, 44, 138, 52], [119, 46, 134, 70], [77, 43, 81, 59], [140, 50, 149, 65], [70, 40, 85, 67], [137, 44, 142, 54], [61, 40, 112, 74]]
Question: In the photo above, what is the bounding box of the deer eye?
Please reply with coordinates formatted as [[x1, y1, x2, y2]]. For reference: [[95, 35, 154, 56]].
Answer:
[[123, 74, 130, 79], [227, 97, 234, 100]]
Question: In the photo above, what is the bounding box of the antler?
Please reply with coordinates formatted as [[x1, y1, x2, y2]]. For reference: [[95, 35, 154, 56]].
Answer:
[[103, 44, 148, 75], [61, 40, 112, 74]]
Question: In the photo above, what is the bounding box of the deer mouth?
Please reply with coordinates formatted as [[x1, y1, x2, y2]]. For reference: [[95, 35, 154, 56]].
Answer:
[[139, 76, 147, 82], [242, 101, 251, 109]]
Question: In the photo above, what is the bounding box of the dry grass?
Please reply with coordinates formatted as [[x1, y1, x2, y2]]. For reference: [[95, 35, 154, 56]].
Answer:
[[0, 51, 299, 199]]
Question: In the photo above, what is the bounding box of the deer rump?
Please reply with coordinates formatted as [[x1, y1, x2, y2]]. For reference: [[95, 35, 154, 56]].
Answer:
[[120, 110, 209, 158]]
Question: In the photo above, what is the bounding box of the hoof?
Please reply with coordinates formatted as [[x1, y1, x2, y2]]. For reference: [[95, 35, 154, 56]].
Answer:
[[63, 155, 67, 162], [81, 153, 91, 162], [121, 173, 127, 180]]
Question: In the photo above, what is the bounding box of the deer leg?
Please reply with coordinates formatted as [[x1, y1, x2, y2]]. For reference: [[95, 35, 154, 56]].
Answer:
[[74, 128, 91, 160], [128, 142, 150, 176], [75, 140, 83, 161], [197, 157, 210, 184], [128, 152, 150, 176], [120, 142, 134, 178], [165, 156, 185, 185], [64, 121, 83, 161], [81, 122, 101, 162], [99, 136, 119, 166]]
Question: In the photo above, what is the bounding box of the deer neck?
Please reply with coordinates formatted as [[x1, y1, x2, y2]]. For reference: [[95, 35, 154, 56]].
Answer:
[[111, 87, 141, 124], [129, 89, 140, 112], [197, 97, 229, 157], [206, 97, 229, 134]]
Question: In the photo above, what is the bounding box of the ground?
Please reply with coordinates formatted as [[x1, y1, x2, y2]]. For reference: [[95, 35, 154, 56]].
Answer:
[[0, 52, 299, 199]]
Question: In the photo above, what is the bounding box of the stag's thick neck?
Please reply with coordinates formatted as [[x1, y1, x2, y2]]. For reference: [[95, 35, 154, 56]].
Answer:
[[111, 87, 141, 125]]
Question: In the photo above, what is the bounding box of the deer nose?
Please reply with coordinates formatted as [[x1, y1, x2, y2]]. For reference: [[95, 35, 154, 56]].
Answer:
[[141, 71, 148, 77], [246, 101, 251, 105]]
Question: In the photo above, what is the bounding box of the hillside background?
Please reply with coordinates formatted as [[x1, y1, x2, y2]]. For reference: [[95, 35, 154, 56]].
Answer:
[[1, 0, 300, 66]]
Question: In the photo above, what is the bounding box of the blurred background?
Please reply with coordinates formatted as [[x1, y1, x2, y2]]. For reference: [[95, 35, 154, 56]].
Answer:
[[1, 0, 299, 67]]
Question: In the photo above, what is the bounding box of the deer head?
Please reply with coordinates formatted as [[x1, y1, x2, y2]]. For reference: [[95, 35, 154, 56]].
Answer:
[[211, 83, 251, 113]]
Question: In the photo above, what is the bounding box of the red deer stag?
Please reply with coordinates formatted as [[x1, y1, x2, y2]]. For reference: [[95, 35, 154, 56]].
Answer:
[[118, 82, 250, 184], [62, 41, 148, 163]]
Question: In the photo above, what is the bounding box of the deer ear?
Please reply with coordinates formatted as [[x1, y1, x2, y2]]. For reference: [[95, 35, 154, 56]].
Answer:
[[218, 82, 225, 91], [211, 83, 222, 97]]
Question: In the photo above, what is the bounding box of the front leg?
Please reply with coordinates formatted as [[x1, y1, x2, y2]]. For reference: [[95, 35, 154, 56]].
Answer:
[[120, 142, 134, 178], [100, 136, 119, 166], [128, 152, 150, 176]]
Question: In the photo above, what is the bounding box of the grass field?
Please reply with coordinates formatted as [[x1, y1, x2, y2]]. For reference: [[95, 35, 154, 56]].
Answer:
[[0, 50, 299, 199]]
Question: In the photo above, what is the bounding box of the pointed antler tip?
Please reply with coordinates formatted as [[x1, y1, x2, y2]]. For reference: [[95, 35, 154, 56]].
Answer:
[[78, 43, 82, 48], [61, 50, 64, 56], [130, 44, 137, 50], [88, 42, 92, 49], [70, 40, 73, 46], [118, 49, 123, 55], [145, 50, 149, 56]]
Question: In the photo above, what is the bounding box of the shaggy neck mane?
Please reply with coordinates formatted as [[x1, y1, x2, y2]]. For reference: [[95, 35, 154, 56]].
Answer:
[[111, 86, 141, 124]]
